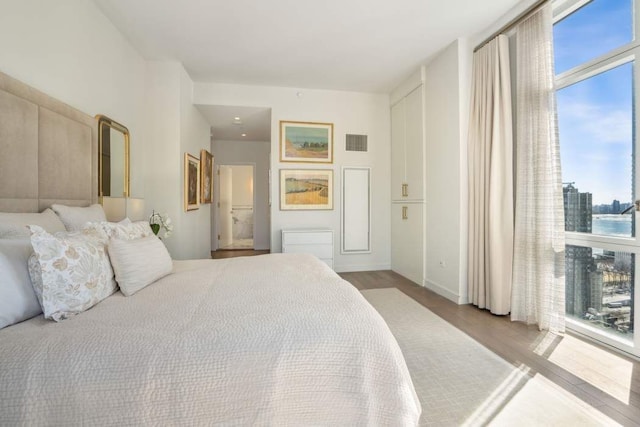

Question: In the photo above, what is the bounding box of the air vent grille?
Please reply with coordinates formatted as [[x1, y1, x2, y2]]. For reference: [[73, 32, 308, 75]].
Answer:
[[346, 134, 368, 152]]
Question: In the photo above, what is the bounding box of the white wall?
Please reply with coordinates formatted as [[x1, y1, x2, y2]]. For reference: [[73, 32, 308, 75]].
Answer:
[[195, 83, 391, 272], [0, 0, 147, 197], [211, 140, 271, 251], [142, 62, 211, 259], [143, 61, 182, 256], [423, 39, 472, 304], [0, 0, 211, 260], [178, 67, 212, 259]]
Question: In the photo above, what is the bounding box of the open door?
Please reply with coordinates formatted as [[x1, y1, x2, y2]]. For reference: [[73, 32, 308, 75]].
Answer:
[[218, 164, 255, 249], [218, 165, 233, 249]]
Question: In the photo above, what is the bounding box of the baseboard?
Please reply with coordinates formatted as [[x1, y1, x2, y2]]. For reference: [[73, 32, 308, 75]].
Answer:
[[423, 279, 468, 305], [334, 264, 391, 273]]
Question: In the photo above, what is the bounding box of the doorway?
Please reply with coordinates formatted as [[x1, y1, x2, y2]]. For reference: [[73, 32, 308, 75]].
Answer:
[[218, 164, 255, 250]]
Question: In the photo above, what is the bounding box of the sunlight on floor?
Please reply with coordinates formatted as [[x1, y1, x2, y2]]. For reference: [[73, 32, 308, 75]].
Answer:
[[462, 363, 619, 426], [489, 374, 620, 426], [544, 335, 633, 404], [462, 364, 530, 426]]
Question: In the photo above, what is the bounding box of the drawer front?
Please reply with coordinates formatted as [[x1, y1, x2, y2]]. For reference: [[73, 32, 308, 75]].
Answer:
[[282, 243, 333, 259], [282, 231, 333, 245]]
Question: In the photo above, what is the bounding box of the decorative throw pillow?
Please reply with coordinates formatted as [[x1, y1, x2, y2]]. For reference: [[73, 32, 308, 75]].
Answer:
[[84, 220, 153, 240], [108, 235, 173, 296], [0, 239, 42, 329], [28, 225, 117, 321], [51, 204, 107, 232], [0, 208, 66, 238]]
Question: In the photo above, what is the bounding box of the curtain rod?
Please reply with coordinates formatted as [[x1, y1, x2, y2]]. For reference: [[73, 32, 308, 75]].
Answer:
[[473, 0, 549, 52]]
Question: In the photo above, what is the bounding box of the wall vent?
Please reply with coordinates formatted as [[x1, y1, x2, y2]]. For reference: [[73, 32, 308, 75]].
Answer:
[[346, 134, 368, 152]]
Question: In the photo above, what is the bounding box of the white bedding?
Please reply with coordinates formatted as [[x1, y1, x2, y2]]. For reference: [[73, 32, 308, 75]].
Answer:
[[0, 253, 421, 425]]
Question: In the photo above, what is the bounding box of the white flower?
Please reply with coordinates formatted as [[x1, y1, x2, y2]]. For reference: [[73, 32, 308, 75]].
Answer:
[[149, 211, 173, 240]]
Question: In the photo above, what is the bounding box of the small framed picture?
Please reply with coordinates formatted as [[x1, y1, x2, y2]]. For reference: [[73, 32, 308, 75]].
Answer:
[[280, 121, 333, 163], [280, 169, 333, 210], [184, 153, 200, 211], [200, 149, 214, 204]]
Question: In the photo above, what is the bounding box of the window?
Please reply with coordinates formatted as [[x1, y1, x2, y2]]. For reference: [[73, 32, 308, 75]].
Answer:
[[554, 0, 638, 356]]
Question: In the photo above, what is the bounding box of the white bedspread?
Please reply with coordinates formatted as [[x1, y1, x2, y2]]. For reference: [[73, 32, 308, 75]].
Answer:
[[0, 253, 420, 425]]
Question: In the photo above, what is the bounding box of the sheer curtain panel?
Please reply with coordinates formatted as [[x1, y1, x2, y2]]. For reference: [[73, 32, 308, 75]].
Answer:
[[511, 4, 565, 333], [467, 35, 514, 315]]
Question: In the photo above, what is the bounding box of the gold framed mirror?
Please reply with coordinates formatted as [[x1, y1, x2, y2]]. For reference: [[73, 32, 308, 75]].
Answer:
[[97, 115, 130, 198]]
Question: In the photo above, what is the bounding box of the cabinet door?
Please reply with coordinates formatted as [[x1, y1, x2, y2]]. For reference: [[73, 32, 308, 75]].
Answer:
[[404, 86, 424, 201], [390, 99, 406, 201], [391, 203, 424, 285]]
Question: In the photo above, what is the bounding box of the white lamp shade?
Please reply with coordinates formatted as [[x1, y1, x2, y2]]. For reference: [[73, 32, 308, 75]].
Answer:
[[126, 198, 145, 222], [101, 197, 126, 222]]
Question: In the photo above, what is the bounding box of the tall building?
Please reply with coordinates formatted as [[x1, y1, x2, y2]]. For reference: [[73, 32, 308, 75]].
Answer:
[[612, 199, 621, 214], [589, 269, 604, 312], [565, 245, 594, 316], [563, 184, 595, 317], [563, 184, 592, 232]]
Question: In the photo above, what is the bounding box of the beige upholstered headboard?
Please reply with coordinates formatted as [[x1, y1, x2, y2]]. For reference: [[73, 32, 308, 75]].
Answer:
[[0, 71, 98, 213]]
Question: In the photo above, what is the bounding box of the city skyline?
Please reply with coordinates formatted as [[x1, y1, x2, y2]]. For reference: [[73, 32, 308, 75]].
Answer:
[[563, 184, 633, 337], [554, 0, 633, 205]]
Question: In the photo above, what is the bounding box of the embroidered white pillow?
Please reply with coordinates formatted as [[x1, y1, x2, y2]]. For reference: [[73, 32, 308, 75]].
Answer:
[[28, 225, 117, 321], [0, 239, 42, 329], [108, 235, 172, 296], [0, 208, 66, 238], [51, 204, 107, 232], [84, 220, 153, 240]]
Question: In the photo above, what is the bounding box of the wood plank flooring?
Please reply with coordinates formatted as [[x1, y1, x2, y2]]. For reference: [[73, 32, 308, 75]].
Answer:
[[339, 270, 640, 426], [211, 249, 270, 259]]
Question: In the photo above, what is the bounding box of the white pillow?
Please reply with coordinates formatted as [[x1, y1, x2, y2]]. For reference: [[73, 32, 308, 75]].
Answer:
[[108, 236, 172, 296], [28, 225, 117, 321], [0, 208, 66, 238], [51, 204, 107, 232], [0, 239, 42, 329], [84, 220, 153, 241], [118, 217, 132, 225]]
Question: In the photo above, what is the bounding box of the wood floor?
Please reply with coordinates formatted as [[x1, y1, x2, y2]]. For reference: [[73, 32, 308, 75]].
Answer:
[[339, 270, 640, 426], [211, 249, 270, 259]]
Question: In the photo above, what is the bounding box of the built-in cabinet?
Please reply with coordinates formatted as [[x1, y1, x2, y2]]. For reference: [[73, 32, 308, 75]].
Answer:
[[391, 77, 425, 286], [390, 203, 424, 284], [391, 86, 424, 202]]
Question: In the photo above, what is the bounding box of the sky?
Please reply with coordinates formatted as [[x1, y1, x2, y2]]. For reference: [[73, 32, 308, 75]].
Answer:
[[554, 0, 633, 205]]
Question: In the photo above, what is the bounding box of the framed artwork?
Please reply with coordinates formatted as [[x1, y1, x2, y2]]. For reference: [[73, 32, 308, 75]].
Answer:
[[184, 153, 200, 211], [200, 149, 214, 204], [279, 120, 333, 163], [280, 169, 333, 210]]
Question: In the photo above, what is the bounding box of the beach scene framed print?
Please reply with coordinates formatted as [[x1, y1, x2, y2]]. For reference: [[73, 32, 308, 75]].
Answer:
[[280, 169, 333, 210], [280, 121, 333, 163]]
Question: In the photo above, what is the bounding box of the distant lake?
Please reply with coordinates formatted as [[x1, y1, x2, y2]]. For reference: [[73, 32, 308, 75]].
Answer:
[[592, 215, 632, 237]]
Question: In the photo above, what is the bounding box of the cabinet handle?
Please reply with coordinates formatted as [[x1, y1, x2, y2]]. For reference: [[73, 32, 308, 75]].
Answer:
[[402, 206, 408, 220], [402, 183, 408, 197]]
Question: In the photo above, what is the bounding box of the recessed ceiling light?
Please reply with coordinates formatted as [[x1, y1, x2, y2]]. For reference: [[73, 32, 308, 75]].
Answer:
[[234, 117, 240, 120], [241, 133, 247, 137]]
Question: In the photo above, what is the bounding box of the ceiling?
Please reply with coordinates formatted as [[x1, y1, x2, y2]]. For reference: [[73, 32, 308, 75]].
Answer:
[[197, 105, 272, 141], [94, 0, 522, 94], [95, 0, 523, 138]]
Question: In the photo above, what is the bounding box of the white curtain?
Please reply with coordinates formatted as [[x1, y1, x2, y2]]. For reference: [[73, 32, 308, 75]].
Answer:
[[511, 4, 566, 333], [467, 35, 514, 315]]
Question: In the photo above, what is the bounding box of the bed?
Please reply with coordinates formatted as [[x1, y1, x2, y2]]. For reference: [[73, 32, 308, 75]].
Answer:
[[0, 70, 421, 425]]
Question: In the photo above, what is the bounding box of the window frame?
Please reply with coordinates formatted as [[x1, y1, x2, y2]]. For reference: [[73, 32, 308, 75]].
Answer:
[[553, 0, 640, 357]]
